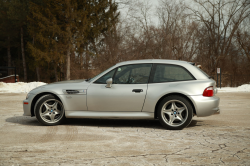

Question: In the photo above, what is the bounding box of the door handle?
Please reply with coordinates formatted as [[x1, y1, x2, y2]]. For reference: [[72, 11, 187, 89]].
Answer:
[[132, 89, 143, 93]]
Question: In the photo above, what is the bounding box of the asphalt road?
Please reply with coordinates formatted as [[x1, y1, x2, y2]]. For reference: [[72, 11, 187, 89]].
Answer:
[[0, 92, 250, 166]]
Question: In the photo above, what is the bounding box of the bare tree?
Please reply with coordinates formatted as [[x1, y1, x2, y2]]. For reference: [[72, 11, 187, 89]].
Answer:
[[236, 27, 250, 62], [187, 0, 250, 73], [156, 0, 199, 61]]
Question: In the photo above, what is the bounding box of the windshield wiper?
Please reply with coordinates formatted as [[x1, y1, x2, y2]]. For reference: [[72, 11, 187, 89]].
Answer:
[[209, 76, 214, 79], [85, 78, 91, 81]]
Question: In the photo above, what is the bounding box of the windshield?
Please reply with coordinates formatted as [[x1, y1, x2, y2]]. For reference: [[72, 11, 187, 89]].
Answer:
[[86, 65, 115, 82]]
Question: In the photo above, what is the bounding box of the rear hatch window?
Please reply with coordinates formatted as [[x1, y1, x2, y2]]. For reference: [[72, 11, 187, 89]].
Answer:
[[195, 66, 212, 79]]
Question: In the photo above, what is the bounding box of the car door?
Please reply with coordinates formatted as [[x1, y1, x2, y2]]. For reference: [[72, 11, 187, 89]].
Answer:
[[87, 64, 152, 112]]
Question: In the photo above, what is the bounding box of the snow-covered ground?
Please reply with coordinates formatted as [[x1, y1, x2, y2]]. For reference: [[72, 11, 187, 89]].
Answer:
[[218, 84, 250, 92], [0, 82, 47, 93], [0, 82, 249, 93]]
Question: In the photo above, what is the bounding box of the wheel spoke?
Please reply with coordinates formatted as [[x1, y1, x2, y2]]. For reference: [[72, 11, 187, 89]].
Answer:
[[51, 101, 58, 110], [162, 108, 172, 114], [41, 110, 50, 117], [54, 110, 61, 115], [177, 107, 185, 114], [176, 114, 184, 122], [171, 102, 177, 111], [50, 113, 55, 122], [168, 114, 175, 124], [43, 103, 51, 110]]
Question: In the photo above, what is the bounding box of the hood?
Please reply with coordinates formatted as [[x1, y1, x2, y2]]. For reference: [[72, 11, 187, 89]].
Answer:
[[49, 79, 86, 84], [29, 79, 90, 95]]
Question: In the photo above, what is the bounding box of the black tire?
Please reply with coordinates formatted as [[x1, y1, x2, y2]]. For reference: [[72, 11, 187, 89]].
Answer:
[[157, 95, 193, 130], [34, 94, 65, 126]]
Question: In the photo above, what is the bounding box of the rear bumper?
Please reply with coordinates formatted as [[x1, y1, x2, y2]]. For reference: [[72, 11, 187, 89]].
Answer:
[[214, 109, 220, 115], [189, 95, 220, 117]]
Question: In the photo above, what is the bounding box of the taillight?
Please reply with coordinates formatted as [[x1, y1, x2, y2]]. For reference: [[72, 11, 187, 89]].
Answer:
[[203, 86, 214, 97]]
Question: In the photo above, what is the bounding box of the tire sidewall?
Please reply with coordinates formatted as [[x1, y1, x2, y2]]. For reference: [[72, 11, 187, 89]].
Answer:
[[35, 95, 65, 126], [157, 95, 193, 130]]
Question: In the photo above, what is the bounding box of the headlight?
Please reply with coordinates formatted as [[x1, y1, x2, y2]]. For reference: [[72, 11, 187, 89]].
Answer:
[[26, 93, 30, 99]]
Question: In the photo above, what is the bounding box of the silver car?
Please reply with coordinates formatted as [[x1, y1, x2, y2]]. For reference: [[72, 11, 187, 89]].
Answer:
[[23, 59, 220, 130]]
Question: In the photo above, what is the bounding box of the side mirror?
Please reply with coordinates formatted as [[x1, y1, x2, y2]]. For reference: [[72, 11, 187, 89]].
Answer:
[[106, 78, 113, 88]]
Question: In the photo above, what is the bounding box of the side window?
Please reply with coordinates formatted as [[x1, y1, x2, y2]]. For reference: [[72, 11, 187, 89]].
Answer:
[[114, 64, 152, 84], [94, 69, 116, 84], [153, 64, 194, 83]]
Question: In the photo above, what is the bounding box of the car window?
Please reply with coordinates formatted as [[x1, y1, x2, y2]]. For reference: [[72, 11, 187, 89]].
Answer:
[[114, 64, 152, 84], [94, 69, 116, 84], [153, 64, 194, 83], [86, 65, 115, 82], [195, 66, 210, 78]]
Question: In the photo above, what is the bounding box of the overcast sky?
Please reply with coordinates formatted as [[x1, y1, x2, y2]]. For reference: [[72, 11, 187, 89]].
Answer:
[[117, 0, 190, 26]]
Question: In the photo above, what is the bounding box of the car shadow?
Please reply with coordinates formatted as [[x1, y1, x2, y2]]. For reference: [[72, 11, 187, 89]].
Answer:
[[187, 120, 203, 128], [5, 116, 43, 126], [65, 118, 165, 129], [6, 116, 200, 129]]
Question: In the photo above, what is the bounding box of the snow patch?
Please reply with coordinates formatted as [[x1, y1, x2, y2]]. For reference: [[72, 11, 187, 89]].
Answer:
[[0, 82, 47, 93], [218, 84, 250, 92]]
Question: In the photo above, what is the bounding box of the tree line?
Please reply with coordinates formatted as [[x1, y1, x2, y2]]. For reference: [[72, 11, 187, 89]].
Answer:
[[0, 0, 250, 86]]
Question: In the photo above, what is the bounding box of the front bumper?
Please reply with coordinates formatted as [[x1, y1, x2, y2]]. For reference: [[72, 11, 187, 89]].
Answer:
[[23, 93, 35, 116], [190, 95, 220, 117]]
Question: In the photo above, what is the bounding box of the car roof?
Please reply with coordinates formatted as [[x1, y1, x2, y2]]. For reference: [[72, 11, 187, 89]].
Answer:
[[116, 59, 190, 65]]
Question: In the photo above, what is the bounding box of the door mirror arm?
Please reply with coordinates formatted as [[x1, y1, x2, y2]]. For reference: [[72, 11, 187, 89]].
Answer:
[[106, 78, 113, 88]]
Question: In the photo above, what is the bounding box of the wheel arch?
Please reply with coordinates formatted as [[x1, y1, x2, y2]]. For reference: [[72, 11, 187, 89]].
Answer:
[[30, 92, 63, 117], [154, 93, 197, 119]]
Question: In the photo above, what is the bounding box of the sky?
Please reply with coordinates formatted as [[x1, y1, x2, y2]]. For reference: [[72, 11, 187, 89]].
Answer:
[[117, 0, 194, 26], [117, 0, 160, 25]]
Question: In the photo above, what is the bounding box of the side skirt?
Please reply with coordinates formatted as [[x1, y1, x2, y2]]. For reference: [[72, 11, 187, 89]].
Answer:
[[65, 111, 154, 119]]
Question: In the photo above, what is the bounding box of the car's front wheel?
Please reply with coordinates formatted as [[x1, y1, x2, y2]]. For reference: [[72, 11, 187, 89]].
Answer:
[[35, 95, 65, 126], [157, 95, 193, 130]]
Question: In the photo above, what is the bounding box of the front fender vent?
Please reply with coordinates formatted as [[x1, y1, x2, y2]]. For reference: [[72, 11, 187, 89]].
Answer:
[[66, 90, 79, 94]]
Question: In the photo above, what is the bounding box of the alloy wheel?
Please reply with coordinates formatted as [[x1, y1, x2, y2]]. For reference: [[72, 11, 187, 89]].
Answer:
[[161, 100, 188, 127], [39, 99, 64, 124]]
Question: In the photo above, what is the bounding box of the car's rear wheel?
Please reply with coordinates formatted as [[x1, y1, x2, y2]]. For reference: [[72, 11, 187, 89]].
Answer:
[[157, 95, 193, 130], [35, 95, 65, 126]]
